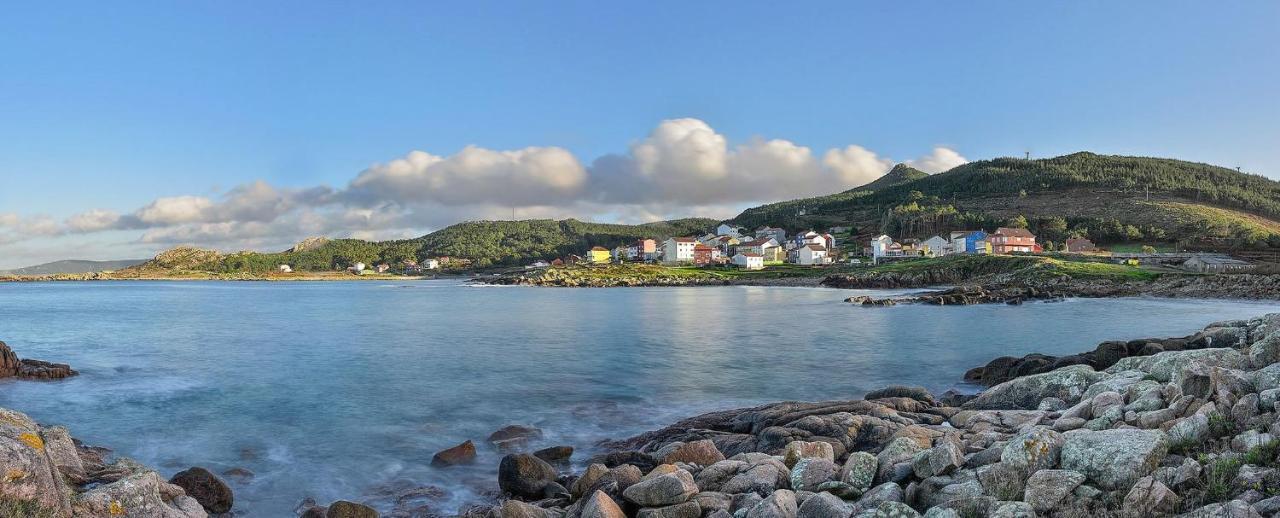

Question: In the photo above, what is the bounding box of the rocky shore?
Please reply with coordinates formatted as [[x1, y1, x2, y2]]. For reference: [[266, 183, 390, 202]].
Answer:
[[832, 273, 1280, 306], [8, 314, 1280, 516]]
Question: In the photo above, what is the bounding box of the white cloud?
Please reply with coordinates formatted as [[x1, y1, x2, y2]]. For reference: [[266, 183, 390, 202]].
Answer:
[[907, 146, 969, 174], [822, 145, 896, 187], [343, 146, 587, 207], [1, 118, 969, 262]]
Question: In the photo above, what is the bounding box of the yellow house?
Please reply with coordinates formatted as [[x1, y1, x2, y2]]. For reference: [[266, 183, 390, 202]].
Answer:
[[587, 246, 612, 264]]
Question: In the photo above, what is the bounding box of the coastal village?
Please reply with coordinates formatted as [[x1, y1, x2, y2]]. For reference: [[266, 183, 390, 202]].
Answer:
[[305, 222, 1259, 278]]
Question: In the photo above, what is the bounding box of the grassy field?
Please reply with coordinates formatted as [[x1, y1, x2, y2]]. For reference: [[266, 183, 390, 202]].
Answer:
[[859, 253, 1158, 282]]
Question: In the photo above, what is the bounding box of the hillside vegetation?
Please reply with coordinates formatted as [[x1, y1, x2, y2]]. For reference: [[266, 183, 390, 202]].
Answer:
[[128, 218, 716, 273], [731, 152, 1280, 249]]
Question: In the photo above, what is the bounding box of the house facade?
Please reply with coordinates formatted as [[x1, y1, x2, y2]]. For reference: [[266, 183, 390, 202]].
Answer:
[[922, 235, 949, 257], [950, 231, 989, 254], [797, 244, 829, 265], [755, 226, 787, 244], [663, 237, 698, 264], [587, 246, 612, 263], [990, 227, 1037, 254], [733, 253, 764, 270], [692, 244, 715, 266], [870, 235, 894, 261], [629, 239, 657, 261], [716, 223, 744, 236]]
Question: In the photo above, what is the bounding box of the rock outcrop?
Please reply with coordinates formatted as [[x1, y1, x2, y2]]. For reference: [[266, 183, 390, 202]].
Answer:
[[0, 340, 76, 380]]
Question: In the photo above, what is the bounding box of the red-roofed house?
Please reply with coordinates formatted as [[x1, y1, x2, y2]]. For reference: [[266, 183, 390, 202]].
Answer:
[[991, 227, 1037, 254], [692, 244, 714, 266]]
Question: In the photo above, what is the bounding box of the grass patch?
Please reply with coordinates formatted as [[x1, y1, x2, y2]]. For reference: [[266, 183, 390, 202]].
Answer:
[[0, 496, 59, 518], [1201, 455, 1242, 503]]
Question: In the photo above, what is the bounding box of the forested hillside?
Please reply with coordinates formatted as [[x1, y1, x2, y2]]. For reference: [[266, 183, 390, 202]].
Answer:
[[731, 152, 1280, 249], [130, 218, 716, 273]]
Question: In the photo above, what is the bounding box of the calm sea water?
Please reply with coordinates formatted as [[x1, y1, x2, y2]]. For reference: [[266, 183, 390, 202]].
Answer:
[[0, 280, 1274, 515]]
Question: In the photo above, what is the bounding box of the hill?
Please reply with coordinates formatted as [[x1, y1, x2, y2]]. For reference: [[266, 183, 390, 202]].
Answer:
[[128, 217, 717, 274], [860, 164, 928, 191], [730, 152, 1280, 250], [1, 259, 146, 275]]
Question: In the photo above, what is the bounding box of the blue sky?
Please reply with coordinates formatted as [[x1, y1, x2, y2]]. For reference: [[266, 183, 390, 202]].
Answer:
[[1, 1, 1277, 267]]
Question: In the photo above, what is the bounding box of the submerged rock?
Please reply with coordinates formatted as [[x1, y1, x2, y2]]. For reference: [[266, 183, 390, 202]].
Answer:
[[433, 439, 478, 467]]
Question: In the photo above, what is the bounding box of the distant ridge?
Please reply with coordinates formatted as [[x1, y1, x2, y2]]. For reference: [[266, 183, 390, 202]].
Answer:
[[1, 259, 146, 276]]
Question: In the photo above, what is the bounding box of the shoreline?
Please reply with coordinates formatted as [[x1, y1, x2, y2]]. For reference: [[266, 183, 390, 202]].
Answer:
[[5, 311, 1280, 516]]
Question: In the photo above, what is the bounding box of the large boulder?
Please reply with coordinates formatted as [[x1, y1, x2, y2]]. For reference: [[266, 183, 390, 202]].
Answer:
[[1022, 469, 1085, 513], [722, 459, 789, 496], [1122, 476, 1180, 514], [0, 408, 71, 515], [72, 471, 207, 518], [581, 490, 626, 518], [962, 365, 1104, 410], [745, 489, 797, 518], [789, 458, 839, 492], [795, 491, 850, 518], [783, 441, 835, 468], [1109, 349, 1246, 382], [622, 468, 698, 507], [999, 426, 1064, 473], [1059, 429, 1169, 490], [660, 440, 726, 466], [841, 452, 878, 491], [498, 454, 558, 499], [168, 467, 233, 514]]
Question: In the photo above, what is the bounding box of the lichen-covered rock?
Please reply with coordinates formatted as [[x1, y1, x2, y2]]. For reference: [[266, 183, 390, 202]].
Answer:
[[72, 471, 207, 518], [1122, 476, 1180, 514], [0, 408, 72, 515], [623, 468, 698, 507], [1109, 348, 1246, 382], [1022, 469, 1085, 513], [746, 489, 797, 518], [871, 501, 919, 517], [790, 458, 839, 492], [783, 441, 835, 469], [795, 491, 851, 518], [926, 440, 964, 477], [1180, 499, 1263, 518], [988, 501, 1034, 518], [661, 440, 726, 466], [841, 452, 877, 491], [1059, 428, 1169, 490], [723, 459, 789, 496], [875, 438, 922, 483], [999, 426, 1064, 472], [963, 365, 1104, 410]]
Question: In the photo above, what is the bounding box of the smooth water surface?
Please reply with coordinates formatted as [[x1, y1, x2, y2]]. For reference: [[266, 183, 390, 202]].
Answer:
[[0, 280, 1273, 515]]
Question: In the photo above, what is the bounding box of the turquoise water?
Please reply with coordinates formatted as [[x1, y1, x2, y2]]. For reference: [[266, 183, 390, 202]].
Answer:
[[0, 280, 1273, 515]]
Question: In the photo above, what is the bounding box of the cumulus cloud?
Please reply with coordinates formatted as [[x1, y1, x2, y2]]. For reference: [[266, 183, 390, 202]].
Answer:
[[4, 118, 968, 259], [907, 146, 969, 174], [342, 146, 587, 207]]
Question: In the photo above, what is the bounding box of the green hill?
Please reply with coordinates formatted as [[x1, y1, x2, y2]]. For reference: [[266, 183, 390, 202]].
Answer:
[[731, 152, 1280, 250], [131, 218, 716, 273], [861, 164, 928, 191]]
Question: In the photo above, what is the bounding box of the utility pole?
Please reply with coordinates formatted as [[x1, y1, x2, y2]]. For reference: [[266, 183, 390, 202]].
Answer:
[[1024, 150, 1030, 160]]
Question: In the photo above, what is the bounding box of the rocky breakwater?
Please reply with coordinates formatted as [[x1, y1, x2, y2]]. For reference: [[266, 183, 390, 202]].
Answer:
[[471, 313, 1280, 518], [0, 340, 76, 380]]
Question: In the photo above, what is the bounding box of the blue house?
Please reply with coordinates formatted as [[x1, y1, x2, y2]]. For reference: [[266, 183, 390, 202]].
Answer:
[[948, 230, 989, 254]]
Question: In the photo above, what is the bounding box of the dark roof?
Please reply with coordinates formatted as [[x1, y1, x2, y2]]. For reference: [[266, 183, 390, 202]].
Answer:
[[994, 227, 1036, 238]]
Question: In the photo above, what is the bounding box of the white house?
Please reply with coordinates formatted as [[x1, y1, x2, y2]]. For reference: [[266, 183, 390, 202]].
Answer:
[[663, 237, 698, 264], [797, 244, 829, 265], [716, 223, 744, 237], [353, 262, 366, 273], [755, 226, 786, 244], [733, 252, 764, 270], [423, 259, 440, 270], [922, 235, 950, 257], [870, 235, 894, 261], [277, 264, 293, 273]]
